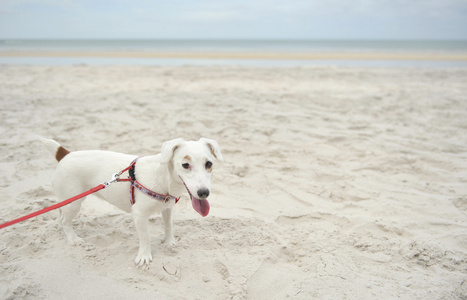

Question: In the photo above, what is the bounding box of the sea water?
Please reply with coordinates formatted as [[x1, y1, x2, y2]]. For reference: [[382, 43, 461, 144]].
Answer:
[[1, 39, 467, 67]]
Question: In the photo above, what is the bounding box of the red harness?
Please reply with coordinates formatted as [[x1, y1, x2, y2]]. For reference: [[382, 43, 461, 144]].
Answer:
[[117, 157, 180, 205]]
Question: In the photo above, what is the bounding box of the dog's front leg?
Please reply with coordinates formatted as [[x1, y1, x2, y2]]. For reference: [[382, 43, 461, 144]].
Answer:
[[132, 211, 152, 268], [162, 207, 176, 246]]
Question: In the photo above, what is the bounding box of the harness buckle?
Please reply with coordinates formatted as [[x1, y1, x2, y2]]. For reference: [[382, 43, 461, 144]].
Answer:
[[103, 173, 120, 187], [110, 173, 120, 183], [164, 196, 171, 202]]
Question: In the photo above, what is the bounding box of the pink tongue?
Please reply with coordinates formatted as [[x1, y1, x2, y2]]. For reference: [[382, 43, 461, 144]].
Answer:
[[191, 196, 210, 217]]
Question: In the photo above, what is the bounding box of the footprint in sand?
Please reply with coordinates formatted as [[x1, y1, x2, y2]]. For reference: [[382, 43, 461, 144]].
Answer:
[[247, 246, 301, 299]]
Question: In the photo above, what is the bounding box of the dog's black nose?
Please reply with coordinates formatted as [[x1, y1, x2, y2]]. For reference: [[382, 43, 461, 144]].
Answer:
[[197, 188, 210, 199]]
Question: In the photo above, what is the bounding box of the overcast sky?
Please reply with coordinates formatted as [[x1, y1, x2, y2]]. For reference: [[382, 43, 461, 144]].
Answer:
[[0, 0, 466, 40]]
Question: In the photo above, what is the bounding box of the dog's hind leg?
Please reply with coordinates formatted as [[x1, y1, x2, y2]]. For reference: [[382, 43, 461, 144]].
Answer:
[[58, 197, 85, 245]]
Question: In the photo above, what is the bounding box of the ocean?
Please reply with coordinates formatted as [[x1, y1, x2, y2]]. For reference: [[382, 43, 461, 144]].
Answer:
[[1, 39, 467, 67]]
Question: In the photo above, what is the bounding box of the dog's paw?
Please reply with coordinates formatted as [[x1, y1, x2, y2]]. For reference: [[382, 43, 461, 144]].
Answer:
[[162, 237, 177, 247], [67, 236, 85, 246], [135, 253, 153, 269]]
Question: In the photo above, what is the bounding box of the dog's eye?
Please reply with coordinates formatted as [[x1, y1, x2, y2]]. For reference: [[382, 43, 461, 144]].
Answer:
[[182, 163, 190, 169], [205, 161, 212, 169]]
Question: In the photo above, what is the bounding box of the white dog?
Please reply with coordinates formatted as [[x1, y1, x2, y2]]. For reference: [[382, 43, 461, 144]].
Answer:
[[41, 138, 223, 267]]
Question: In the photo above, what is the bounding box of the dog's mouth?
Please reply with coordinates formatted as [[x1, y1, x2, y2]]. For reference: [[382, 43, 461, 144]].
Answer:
[[179, 176, 210, 217], [191, 196, 210, 217]]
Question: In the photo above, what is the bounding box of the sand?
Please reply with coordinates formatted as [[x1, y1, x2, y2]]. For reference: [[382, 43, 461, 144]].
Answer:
[[0, 65, 466, 299]]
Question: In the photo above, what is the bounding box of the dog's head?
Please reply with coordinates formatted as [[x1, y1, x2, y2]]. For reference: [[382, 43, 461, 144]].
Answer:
[[161, 138, 223, 217]]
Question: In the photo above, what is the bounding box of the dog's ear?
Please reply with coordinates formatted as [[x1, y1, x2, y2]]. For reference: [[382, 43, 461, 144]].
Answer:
[[161, 138, 184, 164], [199, 138, 224, 162]]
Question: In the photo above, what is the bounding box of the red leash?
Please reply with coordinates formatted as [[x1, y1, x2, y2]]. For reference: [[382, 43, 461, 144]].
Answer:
[[0, 184, 106, 230], [0, 161, 137, 230], [0, 158, 179, 230]]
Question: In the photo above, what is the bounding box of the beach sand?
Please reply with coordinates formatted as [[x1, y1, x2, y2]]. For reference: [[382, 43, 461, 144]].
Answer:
[[0, 65, 466, 299]]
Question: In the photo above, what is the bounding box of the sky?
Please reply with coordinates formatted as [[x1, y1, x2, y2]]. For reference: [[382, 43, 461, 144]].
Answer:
[[0, 0, 466, 40]]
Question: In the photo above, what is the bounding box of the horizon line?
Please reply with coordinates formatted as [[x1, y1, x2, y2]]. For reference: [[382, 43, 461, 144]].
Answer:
[[2, 38, 467, 42], [1, 51, 466, 61]]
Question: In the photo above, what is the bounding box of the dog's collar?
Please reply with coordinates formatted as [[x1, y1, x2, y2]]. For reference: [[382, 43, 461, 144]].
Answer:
[[127, 157, 180, 205]]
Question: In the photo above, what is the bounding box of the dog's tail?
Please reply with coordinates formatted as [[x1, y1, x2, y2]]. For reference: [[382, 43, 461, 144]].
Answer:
[[41, 138, 70, 162]]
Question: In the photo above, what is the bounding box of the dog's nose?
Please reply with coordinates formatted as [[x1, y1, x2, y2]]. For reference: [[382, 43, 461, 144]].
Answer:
[[197, 188, 210, 199]]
